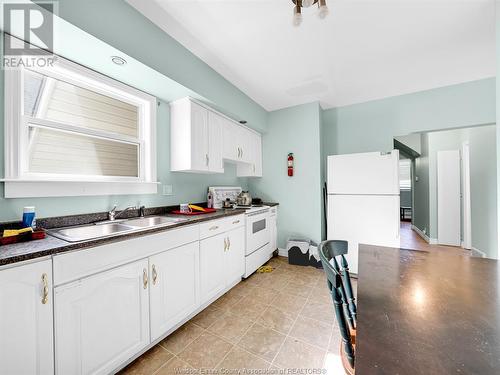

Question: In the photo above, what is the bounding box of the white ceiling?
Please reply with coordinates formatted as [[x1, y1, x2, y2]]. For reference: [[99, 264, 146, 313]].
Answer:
[[126, 0, 495, 111]]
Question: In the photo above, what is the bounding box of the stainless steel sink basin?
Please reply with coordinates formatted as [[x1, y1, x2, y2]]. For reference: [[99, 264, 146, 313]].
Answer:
[[49, 223, 135, 242], [125, 216, 187, 227], [48, 215, 190, 242]]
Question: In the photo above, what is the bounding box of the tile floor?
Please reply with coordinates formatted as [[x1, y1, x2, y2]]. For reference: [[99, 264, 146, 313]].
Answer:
[[120, 256, 355, 375]]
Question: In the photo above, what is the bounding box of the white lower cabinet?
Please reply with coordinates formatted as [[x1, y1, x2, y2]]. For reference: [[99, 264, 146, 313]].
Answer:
[[0, 217, 248, 375], [54, 259, 150, 375], [200, 233, 227, 304], [149, 242, 200, 341], [0, 260, 54, 375], [200, 225, 245, 305], [225, 226, 245, 284]]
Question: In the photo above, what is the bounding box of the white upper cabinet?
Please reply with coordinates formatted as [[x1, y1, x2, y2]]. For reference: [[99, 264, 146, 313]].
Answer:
[[170, 98, 222, 173], [171, 97, 262, 176], [222, 117, 240, 161], [237, 131, 262, 177], [207, 111, 225, 173], [0, 260, 54, 375]]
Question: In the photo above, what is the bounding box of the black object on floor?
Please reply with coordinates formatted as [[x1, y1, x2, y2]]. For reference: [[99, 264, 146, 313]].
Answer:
[[287, 239, 322, 269]]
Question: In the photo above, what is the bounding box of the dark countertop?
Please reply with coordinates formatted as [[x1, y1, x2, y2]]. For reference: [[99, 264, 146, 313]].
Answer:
[[0, 208, 246, 267], [263, 202, 279, 207], [356, 244, 500, 374]]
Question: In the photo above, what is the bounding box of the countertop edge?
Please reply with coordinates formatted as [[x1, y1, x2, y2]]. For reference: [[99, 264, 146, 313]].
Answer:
[[0, 209, 246, 267]]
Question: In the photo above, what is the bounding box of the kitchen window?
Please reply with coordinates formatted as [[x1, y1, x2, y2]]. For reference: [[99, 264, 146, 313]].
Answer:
[[4, 44, 157, 198]]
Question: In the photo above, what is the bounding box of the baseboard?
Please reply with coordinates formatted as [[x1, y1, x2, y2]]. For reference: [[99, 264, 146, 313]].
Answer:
[[411, 225, 439, 244], [471, 247, 486, 258], [278, 248, 288, 257], [412, 225, 430, 243]]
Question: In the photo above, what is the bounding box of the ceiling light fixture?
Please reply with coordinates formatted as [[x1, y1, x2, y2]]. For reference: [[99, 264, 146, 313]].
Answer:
[[111, 56, 127, 66], [292, 0, 329, 26]]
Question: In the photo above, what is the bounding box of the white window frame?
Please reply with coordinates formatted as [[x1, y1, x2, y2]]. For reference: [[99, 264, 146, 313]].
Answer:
[[4, 52, 158, 198]]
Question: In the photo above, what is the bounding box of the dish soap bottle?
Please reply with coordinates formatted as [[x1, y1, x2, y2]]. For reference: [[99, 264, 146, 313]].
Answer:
[[22, 206, 36, 228]]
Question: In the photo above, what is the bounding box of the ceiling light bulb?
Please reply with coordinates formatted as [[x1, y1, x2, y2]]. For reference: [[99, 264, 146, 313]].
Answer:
[[318, 5, 329, 19], [302, 0, 314, 7], [293, 6, 302, 26]]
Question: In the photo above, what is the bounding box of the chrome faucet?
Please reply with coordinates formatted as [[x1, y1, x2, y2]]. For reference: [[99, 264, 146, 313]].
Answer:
[[108, 205, 137, 221]]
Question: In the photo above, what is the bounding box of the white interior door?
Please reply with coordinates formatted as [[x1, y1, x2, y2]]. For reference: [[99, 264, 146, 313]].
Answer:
[[437, 150, 461, 246], [327, 150, 399, 195]]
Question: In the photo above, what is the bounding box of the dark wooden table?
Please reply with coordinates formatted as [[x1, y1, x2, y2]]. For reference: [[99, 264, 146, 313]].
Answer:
[[356, 244, 500, 374]]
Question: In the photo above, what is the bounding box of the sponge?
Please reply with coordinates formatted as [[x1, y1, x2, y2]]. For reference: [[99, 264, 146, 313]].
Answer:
[[3, 227, 33, 237]]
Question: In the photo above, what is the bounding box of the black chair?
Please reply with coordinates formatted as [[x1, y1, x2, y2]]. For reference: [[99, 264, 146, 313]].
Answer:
[[318, 240, 357, 374]]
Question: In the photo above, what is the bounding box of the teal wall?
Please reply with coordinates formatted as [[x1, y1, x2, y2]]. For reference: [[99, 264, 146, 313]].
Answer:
[[322, 78, 495, 155], [0, 0, 268, 221], [468, 125, 497, 258], [248, 103, 323, 248], [413, 134, 430, 234]]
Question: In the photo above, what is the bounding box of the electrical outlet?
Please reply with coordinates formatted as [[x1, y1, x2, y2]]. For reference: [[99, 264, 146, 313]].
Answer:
[[162, 184, 173, 196]]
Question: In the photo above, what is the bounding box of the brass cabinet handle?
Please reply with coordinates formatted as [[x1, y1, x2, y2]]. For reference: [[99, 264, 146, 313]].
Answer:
[[227, 237, 231, 250], [232, 220, 240, 224], [223, 237, 228, 252], [152, 264, 158, 285], [143, 268, 148, 289], [206, 154, 209, 166], [41, 273, 49, 305], [209, 225, 219, 231]]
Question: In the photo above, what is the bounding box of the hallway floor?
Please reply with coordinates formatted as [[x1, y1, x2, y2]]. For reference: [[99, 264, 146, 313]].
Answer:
[[400, 221, 470, 255], [120, 256, 352, 375]]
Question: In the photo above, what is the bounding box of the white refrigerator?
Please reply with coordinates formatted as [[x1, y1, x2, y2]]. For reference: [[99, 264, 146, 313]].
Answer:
[[327, 150, 400, 274]]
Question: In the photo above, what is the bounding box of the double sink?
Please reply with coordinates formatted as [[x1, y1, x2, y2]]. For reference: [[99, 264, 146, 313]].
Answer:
[[49, 216, 190, 242]]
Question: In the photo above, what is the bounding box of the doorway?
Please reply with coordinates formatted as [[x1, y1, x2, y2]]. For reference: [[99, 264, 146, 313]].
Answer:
[[394, 124, 496, 256]]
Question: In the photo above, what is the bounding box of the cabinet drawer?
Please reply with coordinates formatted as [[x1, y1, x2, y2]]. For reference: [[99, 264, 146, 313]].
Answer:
[[199, 215, 245, 239], [226, 215, 245, 230], [199, 218, 227, 239], [53, 224, 199, 286]]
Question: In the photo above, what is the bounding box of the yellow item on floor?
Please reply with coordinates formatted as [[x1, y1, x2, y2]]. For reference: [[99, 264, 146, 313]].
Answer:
[[189, 204, 207, 212], [256, 265, 273, 273], [3, 227, 33, 237]]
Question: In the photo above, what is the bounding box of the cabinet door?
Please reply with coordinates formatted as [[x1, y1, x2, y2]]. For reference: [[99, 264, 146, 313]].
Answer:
[[237, 132, 262, 177], [225, 226, 245, 284], [190, 101, 209, 171], [200, 233, 226, 304], [238, 127, 253, 164], [55, 259, 150, 375], [253, 133, 263, 177], [0, 260, 54, 375], [208, 111, 224, 173], [222, 118, 240, 161], [150, 242, 200, 341]]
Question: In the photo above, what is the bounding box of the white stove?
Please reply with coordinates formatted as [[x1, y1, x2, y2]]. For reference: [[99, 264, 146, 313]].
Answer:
[[208, 187, 272, 277]]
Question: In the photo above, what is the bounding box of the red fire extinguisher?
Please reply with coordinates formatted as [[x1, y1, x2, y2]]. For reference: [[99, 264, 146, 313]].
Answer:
[[288, 153, 294, 177]]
